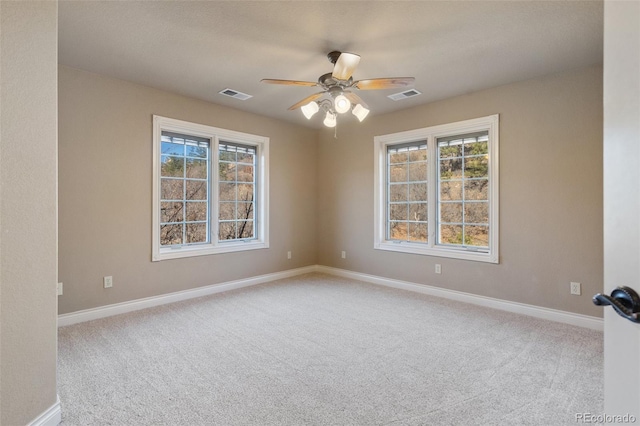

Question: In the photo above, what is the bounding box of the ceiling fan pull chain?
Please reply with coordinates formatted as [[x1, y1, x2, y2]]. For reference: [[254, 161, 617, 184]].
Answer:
[[334, 123, 338, 139]]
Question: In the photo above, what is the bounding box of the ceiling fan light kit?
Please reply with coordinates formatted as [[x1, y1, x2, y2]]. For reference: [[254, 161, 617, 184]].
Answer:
[[261, 51, 415, 128], [301, 101, 320, 119], [323, 111, 337, 128], [352, 103, 370, 122]]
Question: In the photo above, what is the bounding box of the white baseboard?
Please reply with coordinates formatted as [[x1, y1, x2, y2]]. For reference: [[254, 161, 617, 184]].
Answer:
[[57, 266, 317, 327], [28, 395, 61, 426], [316, 265, 603, 331], [58, 264, 603, 331]]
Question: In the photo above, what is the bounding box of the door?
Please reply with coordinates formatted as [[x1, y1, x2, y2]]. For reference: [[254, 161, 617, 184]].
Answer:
[[603, 0, 640, 418]]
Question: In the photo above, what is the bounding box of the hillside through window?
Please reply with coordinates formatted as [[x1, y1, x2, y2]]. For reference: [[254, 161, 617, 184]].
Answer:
[[152, 116, 269, 261], [374, 115, 499, 263]]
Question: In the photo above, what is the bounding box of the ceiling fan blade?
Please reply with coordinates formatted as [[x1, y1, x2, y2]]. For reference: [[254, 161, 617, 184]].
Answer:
[[332, 52, 361, 80], [353, 77, 415, 90], [343, 92, 369, 109], [261, 79, 318, 87], [288, 92, 325, 110]]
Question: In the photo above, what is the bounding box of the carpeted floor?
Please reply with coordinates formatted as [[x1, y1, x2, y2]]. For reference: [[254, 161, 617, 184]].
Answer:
[[58, 273, 603, 425]]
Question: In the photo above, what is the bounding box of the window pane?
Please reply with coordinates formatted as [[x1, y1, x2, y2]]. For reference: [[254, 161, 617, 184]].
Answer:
[[219, 183, 236, 201], [186, 145, 208, 158], [464, 140, 488, 156], [186, 223, 207, 244], [440, 158, 463, 179], [219, 222, 237, 240], [408, 162, 427, 181], [161, 156, 184, 177], [161, 179, 183, 200], [237, 165, 254, 182], [440, 203, 463, 223], [440, 181, 462, 201], [219, 163, 236, 181], [464, 180, 488, 200], [389, 184, 408, 202], [159, 131, 210, 249], [218, 143, 258, 242], [219, 151, 236, 162], [464, 156, 489, 178], [185, 180, 207, 200], [465, 225, 489, 247], [186, 202, 207, 222], [237, 183, 254, 202], [390, 204, 408, 221], [409, 149, 427, 162], [409, 222, 428, 243], [161, 202, 183, 223], [440, 224, 463, 245], [186, 159, 207, 179], [237, 202, 254, 220], [219, 202, 236, 220], [389, 164, 408, 182], [464, 202, 489, 224], [389, 222, 407, 240], [409, 203, 427, 222], [439, 144, 462, 158], [161, 141, 184, 156], [237, 152, 254, 163], [408, 183, 427, 202], [160, 224, 183, 246], [237, 221, 254, 239], [389, 151, 408, 164]]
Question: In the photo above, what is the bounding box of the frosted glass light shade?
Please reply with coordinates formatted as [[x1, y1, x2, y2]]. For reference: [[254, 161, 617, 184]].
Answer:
[[323, 111, 337, 128], [334, 95, 351, 114], [301, 101, 319, 119], [352, 104, 370, 122]]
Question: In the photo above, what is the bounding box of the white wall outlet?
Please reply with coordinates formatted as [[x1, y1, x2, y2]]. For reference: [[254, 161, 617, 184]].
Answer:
[[570, 282, 581, 295], [104, 276, 113, 289], [341, 251, 346, 259], [435, 264, 442, 274], [287, 251, 292, 260], [57, 282, 63, 296]]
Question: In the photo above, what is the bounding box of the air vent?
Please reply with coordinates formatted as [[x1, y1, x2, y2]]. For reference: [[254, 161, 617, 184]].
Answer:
[[218, 88, 253, 101], [387, 89, 422, 101]]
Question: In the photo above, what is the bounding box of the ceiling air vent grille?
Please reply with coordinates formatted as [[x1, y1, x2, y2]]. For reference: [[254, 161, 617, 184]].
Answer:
[[387, 89, 422, 101], [218, 88, 253, 101]]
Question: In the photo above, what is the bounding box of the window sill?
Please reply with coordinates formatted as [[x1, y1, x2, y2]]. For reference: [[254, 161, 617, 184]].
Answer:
[[374, 241, 498, 264], [153, 240, 269, 262]]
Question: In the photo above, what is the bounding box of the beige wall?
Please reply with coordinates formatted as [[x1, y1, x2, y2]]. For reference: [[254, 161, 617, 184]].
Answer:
[[59, 64, 603, 318], [58, 66, 318, 314], [317, 65, 603, 317], [0, 1, 59, 424]]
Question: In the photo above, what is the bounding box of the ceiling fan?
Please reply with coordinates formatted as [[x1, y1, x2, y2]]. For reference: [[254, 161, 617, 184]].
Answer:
[[261, 51, 415, 127]]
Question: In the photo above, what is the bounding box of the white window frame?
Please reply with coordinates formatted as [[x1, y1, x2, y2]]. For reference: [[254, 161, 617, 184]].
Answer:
[[374, 115, 499, 263], [152, 115, 269, 261]]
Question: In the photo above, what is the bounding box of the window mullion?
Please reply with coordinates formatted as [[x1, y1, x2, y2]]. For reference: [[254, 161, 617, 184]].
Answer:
[[212, 136, 220, 246], [428, 135, 437, 248]]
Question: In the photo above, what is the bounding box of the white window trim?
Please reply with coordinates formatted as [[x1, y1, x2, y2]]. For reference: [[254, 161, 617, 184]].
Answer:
[[374, 115, 499, 263], [152, 115, 269, 261]]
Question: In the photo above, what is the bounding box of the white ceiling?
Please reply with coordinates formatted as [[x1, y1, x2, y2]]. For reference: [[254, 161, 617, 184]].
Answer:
[[58, 1, 603, 129]]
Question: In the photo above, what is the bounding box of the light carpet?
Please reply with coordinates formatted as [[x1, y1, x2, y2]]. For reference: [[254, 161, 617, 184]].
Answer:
[[58, 273, 603, 425]]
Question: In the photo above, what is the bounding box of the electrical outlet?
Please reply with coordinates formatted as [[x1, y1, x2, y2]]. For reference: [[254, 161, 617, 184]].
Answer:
[[435, 264, 442, 274], [104, 276, 113, 289], [57, 282, 63, 296], [287, 251, 292, 260], [341, 251, 346, 259], [570, 282, 581, 295]]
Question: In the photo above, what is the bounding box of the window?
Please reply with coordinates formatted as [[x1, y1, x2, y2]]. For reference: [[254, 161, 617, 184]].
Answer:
[[374, 115, 499, 263], [152, 116, 269, 261]]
